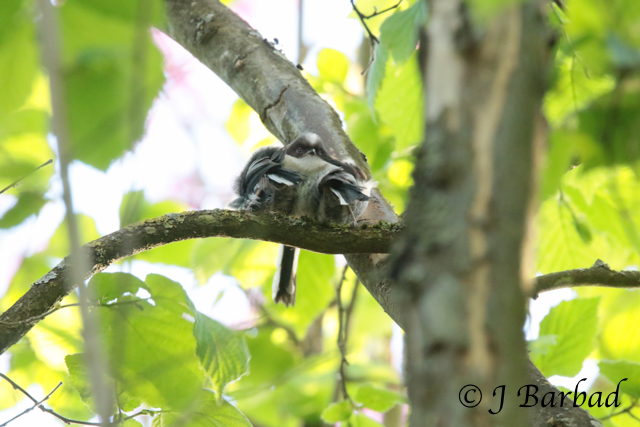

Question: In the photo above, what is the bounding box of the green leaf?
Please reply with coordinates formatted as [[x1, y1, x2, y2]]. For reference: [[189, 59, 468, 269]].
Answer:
[[229, 241, 279, 289], [536, 166, 640, 274], [599, 360, 640, 399], [66, 353, 141, 412], [0, 14, 38, 117], [226, 99, 254, 144], [366, 43, 389, 112], [89, 274, 204, 410], [344, 97, 394, 173], [598, 290, 640, 363], [48, 214, 101, 258], [375, 52, 424, 150], [578, 88, 640, 168], [192, 238, 245, 284], [320, 400, 353, 423], [0, 0, 23, 48], [378, 1, 427, 64], [119, 192, 194, 267], [151, 389, 253, 427], [59, 0, 165, 170], [73, 0, 166, 28], [543, 55, 614, 127], [527, 334, 557, 358], [7, 339, 92, 420], [531, 298, 600, 377], [192, 312, 251, 397], [0, 109, 53, 192], [0, 191, 46, 228], [350, 412, 385, 427], [267, 251, 335, 338], [354, 384, 406, 412], [366, 1, 427, 110], [87, 272, 146, 304], [317, 48, 349, 84]]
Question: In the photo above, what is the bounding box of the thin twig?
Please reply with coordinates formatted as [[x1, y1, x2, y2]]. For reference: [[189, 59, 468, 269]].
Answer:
[[600, 398, 638, 421], [350, 0, 402, 44], [0, 382, 62, 427], [361, 0, 403, 19], [0, 298, 152, 326], [334, 265, 359, 407], [0, 159, 53, 195], [0, 373, 102, 426], [350, 0, 402, 74]]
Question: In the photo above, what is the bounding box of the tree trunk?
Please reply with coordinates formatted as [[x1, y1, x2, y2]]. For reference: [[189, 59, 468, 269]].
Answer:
[[389, 1, 599, 425]]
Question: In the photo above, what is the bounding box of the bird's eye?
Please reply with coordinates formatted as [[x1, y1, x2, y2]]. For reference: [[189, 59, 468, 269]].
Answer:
[[296, 148, 303, 154]]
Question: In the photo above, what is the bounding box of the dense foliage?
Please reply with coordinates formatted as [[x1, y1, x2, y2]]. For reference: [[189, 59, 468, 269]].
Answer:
[[1, 0, 640, 425]]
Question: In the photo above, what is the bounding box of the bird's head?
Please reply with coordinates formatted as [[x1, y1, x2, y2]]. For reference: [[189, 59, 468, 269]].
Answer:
[[286, 133, 326, 158]]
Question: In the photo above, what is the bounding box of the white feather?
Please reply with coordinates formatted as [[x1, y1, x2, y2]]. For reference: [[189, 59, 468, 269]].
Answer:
[[268, 174, 294, 186], [330, 188, 349, 205]]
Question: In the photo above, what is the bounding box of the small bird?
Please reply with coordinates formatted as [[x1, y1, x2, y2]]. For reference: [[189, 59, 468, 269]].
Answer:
[[227, 146, 304, 213], [228, 133, 374, 306]]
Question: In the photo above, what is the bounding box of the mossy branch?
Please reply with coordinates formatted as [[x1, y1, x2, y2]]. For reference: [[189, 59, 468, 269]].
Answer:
[[0, 209, 401, 354]]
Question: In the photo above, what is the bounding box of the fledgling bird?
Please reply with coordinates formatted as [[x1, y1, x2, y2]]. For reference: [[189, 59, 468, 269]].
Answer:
[[227, 146, 304, 213], [228, 133, 374, 307]]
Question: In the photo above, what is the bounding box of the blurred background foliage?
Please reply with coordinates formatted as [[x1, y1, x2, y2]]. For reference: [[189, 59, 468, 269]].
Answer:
[[1, 0, 640, 425]]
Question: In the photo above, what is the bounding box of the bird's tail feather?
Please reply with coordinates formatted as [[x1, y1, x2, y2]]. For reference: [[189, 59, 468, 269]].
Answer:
[[272, 245, 299, 306]]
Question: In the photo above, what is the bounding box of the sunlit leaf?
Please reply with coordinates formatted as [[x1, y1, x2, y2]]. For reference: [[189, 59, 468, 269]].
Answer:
[[192, 238, 244, 284], [88, 272, 146, 304], [267, 251, 335, 338], [0, 191, 47, 229], [366, 0, 427, 110], [151, 389, 253, 427], [0, 14, 38, 118], [48, 214, 101, 258], [531, 298, 599, 377], [355, 384, 406, 412], [59, 0, 165, 170], [226, 99, 254, 144], [8, 340, 92, 420], [66, 352, 142, 413], [118, 192, 195, 267], [599, 360, 640, 399], [350, 413, 385, 427], [192, 311, 251, 397], [375, 53, 423, 150], [317, 48, 349, 84], [598, 290, 640, 363], [87, 274, 204, 410], [321, 400, 353, 423]]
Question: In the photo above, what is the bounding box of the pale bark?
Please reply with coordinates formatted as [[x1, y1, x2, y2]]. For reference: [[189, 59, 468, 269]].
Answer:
[[0, 1, 608, 425]]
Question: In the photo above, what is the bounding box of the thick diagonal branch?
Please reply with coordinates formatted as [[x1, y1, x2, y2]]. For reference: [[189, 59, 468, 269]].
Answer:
[[0, 209, 400, 354], [163, 0, 400, 322]]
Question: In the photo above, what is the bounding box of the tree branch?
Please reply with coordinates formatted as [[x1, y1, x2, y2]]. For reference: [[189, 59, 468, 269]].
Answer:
[[162, 0, 400, 325], [0, 373, 102, 426], [533, 260, 640, 297], [0, 209, 400, 354]]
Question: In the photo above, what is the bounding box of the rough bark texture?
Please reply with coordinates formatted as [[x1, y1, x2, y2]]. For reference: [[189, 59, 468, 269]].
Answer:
[[0, 1, 607, 425], [163, 0, 400, 322], [389, 1, 602, 426], [0, 209, 399, 354]]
